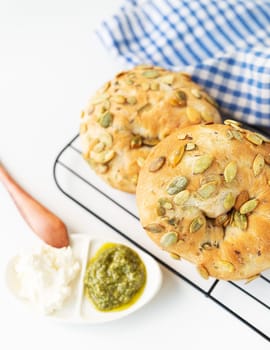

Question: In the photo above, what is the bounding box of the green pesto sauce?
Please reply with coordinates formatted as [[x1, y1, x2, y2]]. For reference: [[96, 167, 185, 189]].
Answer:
[[84, 243, 146, 312]]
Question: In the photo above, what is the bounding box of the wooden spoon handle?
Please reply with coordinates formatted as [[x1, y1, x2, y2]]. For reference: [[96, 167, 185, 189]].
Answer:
[[0, 164, 69, 248]]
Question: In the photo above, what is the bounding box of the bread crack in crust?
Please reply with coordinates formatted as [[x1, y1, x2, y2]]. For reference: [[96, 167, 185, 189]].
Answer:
[[136, 123, 270, 280], [80, 65, 221, 193]]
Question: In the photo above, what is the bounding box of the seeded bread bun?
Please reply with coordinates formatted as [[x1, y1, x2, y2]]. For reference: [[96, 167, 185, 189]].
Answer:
[[80, 65, 221, 193], [136, 121, 270, 280]]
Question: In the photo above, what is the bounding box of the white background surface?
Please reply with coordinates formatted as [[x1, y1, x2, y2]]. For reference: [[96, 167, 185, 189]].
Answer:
[[0, 1, 269, 349]]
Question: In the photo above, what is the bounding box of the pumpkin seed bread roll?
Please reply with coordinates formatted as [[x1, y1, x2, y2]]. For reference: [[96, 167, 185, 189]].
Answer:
[[136, 121, 270, 280], [80, 65, 221, 193]]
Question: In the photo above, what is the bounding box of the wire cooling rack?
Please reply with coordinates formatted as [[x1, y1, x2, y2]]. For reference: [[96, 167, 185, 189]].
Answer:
[[53, 128, 270, 342]]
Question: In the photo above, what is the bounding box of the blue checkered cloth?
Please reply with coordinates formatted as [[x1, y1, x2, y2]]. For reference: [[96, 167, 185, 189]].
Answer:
[[95, 0, 270, 127]]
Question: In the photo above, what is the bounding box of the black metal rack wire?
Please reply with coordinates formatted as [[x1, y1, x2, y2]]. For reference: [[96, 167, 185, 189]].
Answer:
[[53, 129, 270, 342]]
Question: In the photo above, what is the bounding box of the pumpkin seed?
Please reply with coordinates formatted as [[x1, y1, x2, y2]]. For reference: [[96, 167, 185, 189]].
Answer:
[[225, 215, 232, 227], [224, 119, 242, 127], [130, 135, 142, 149], [142, 137, 159, 146], [149, 156, 166, 172], [101, 99, 111, 112], [246, 133, 263, 145], [93, 142, 105, 153], [215, 214, 229, 226], [185, 142, 196, 151], [234, 191, 249, 211], [169, 146, 185, 167], [177, 133, 192, 140], [126, 78, 134, 85], [215, 260, 235, 273], [166, 176, 188, 195], [189, 215, 205, 233], [137, 103, 152, 114], [160, 232, 178, 247], [90, 149, 115, 164], [229, 123, 242, 131], [141, 82, 150, 91], [127, 96, 137, 105], [197, 182, 217, 199], [240, 199, 259, 214], [98, 111, 113, 128], [80, 110, 85, 119], [87, 105, 94, 115], [193, 155, 214, 174], [177, 90, 187, 103], [102, 81, 111, 92], [167, 217, 179, 226], [156, 206, 166, 216], [142, 70, 159, 78], [80, 123, 88, 133], [197, 265, 209, 279], [200, 174, 221, 186], [111, 95, 126, 104], [230, 210, 236, 225], [253, 154, 265, 176], [234, 211, 248, 230], [99, 132, 113, 147], [201, 111, 214, 123], [191, 88, 201, 98], [150, 82, 159, 90], [186, 107, 201, 123], [95, 164, 108, 174], [91, 93, 110, 105], [201, 242, 212, 250], [128, 72, 136, 79], [169, 252, 181, 260], [171, 90, 187, 107], [158, 198, 173, 210], [223, 192, 236, 211], [173, 190, 190, 206], [231, 129, 243, 140], [83, 149, 90, 160], [224, 161, 237, 183], [131, 174, 138, 185], [144, 223, 165, 233], [160, 74, 174, 84], [177, 133, 187, 140], [226, 130, 234, 140]]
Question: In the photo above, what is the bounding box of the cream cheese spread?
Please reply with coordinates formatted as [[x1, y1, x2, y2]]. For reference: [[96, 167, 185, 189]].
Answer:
[[14, 244, 80, 314]]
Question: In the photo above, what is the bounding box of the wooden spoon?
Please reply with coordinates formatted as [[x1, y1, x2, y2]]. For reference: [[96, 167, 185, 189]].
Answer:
[[0, 163, 69, 248]]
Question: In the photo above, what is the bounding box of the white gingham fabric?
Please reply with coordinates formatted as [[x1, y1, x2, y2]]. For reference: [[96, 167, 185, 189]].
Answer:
[[96, 0, 270, 127]]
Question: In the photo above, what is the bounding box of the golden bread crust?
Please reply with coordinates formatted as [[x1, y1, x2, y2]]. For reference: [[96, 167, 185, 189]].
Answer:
[[80, 65, 221, 193], [136, 122, 270, 280]]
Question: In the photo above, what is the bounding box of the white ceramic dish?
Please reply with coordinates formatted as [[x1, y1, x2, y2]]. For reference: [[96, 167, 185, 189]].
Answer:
[[5, 233, 163, 324]]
